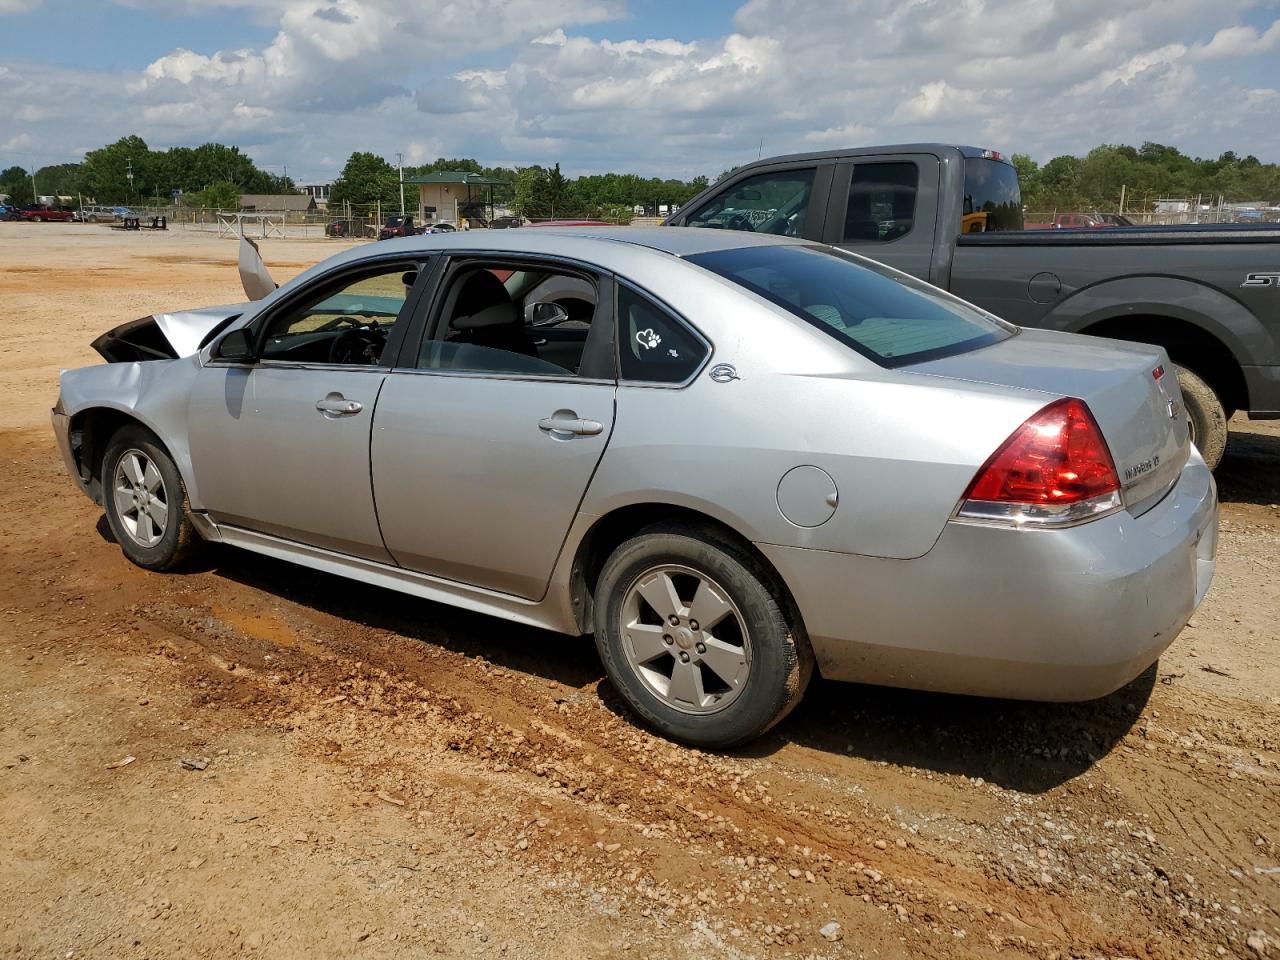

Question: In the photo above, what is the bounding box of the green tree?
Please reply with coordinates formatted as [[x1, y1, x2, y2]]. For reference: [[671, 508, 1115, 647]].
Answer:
[[0, 166, 35, 205], [329, 151, 399, 207], [184, 180, 242, 210]]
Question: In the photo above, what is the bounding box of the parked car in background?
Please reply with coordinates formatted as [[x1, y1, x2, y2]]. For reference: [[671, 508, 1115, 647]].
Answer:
[[0, 203, 20, 221], [326, 218, 361, 239], [78, 204, 123, 223], [666, 143, 1280, 469], [52, 228, 1216, 748], [419, 222, 457, 235], [488, 216, 525, 229], [378, 215, 415, 240], [19, 204, 76, 222]]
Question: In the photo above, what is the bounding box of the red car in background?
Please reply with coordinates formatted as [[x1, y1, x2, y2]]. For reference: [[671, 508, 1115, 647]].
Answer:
[[19, 204, 76, 222]]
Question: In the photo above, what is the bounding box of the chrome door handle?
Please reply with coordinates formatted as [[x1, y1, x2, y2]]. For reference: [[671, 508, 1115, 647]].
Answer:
[[538, 415, 603, 437], [316, 394, 363, 417]]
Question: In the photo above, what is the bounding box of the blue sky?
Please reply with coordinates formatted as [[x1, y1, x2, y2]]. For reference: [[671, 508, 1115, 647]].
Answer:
[[1, 0, 1278, 182]]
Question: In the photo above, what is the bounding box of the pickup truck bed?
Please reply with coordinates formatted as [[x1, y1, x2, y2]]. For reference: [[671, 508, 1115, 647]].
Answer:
[[667, 144, 1280, 468]]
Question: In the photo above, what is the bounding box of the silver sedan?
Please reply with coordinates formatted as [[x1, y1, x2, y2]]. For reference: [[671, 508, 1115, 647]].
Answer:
[[52, 228, 1217, 747]]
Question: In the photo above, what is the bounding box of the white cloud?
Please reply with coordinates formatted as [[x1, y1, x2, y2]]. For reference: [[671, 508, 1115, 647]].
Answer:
[[0, 0, 42, 12], [1191, 18, 1280, 59], [1, 0, 1278, 182]]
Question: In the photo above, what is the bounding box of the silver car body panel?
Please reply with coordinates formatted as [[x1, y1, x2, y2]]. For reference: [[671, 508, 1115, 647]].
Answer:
[[51, 226, 1218, 702], [154, 303, 247, 357]]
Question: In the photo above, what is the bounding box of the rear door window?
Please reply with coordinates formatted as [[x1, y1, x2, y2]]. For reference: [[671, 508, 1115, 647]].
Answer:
[[843, 162, 917, 242]]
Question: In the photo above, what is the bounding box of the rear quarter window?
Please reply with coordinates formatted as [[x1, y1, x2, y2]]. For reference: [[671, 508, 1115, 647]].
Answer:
[[687, 244, 1013, 368]]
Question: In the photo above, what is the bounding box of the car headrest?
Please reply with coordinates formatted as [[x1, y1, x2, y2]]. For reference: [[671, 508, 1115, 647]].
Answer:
[[453, 301, 518, 330], [449, 269, 519, 330]]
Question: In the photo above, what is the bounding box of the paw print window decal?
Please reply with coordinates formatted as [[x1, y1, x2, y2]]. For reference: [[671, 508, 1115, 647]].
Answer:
[[636, 328, 662, 350]]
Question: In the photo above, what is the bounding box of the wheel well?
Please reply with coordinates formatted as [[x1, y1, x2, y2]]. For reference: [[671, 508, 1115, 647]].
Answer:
[[569, 503, 805, 639], [1079, 315, 1247, 413], [68, 408, 149, 504]]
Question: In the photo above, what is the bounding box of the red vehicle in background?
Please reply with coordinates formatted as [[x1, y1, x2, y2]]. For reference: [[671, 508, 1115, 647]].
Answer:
[[19, 204, 76, 222]]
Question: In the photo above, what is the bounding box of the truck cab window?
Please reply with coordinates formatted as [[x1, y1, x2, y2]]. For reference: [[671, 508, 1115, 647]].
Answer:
[[685, 169, 815, 237], [843, 162, 917, 243]]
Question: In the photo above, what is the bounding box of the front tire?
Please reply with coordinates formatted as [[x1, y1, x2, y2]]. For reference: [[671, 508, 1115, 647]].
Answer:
[[1176, 366, 1227, 470], [593, 524, 813, 749], [102, 426, 202, 570]]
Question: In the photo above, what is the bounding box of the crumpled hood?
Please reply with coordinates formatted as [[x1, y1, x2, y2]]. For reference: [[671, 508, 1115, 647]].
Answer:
[[92, 303, 246, 362]]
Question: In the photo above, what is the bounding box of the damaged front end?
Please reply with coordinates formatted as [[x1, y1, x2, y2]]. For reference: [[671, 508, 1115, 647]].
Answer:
[[91, 305, 245, 363]]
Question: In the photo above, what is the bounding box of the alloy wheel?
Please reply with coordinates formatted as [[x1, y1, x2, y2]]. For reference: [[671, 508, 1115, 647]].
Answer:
[[112, 448, 169, 548], [619, 564, 752, 714]]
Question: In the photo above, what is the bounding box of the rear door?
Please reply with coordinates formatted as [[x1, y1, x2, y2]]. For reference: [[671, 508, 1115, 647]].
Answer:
[[369, 255, 617, 601], [825, 153, 940, 281]]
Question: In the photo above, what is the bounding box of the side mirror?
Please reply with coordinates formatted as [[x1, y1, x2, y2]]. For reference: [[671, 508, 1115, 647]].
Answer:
[[529, 301, 571, 327], [213, 327, 256, 362]]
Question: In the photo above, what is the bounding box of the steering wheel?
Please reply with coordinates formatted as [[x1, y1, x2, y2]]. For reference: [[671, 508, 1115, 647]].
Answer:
[[725, 213, 756, 232], [328, 326, 385, 365]]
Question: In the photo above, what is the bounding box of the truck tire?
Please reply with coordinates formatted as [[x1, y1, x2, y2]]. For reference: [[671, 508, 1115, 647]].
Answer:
[[1176, 366, 1227, 470]]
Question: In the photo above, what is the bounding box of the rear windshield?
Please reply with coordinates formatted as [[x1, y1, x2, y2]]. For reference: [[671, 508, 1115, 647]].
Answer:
[[687, 244, 1013, 368], [962, 158, 1023, 233]]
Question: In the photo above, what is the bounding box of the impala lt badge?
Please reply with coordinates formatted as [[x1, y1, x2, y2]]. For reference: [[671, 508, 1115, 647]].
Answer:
[[1242, 272, 1280, 288]]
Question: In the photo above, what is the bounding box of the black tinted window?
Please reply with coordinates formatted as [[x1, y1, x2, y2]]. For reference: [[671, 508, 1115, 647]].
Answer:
[[618, 286, 707, 383], [688, 245, 1012, 368], [962, 158, 1023, 232], [843, 162, 917, 243], [685, 168, 814, 237]]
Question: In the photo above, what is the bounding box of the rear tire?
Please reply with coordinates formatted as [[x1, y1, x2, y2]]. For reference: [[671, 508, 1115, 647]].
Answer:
[[102, 425, 202, 571], [593, 524, 813, 749], [1176, 366, 1227, 470]]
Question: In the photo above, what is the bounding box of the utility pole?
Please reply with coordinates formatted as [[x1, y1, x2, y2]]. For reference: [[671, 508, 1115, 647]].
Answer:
[[126, 158, 134, 206], [397, 152, 405, 216], [30, 166, 38, 203]]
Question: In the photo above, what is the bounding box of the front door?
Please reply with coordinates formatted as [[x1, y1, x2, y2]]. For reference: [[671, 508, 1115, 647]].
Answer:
[[188, 260, 425, 561], [371, 258, 617, 600]]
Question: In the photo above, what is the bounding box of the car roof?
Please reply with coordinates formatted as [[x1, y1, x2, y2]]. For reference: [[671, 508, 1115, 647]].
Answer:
[[297, 226, 810, 293], [456, 225, 808, 256]]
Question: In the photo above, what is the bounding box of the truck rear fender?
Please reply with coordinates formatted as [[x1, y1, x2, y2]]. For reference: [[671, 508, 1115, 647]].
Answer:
[[1036, 275, 1273, 411]]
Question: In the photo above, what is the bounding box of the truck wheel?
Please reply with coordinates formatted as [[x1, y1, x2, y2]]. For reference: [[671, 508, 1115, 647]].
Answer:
[[593, 523, 813, 749], [31, 215, 43, 222], [1176, 366, 1227, 470]]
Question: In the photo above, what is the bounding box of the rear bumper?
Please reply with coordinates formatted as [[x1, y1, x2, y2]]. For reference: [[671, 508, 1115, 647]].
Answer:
[[760, 452, 1217, 701]]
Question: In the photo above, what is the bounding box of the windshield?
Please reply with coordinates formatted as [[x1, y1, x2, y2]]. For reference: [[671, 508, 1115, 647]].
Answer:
[[687, 244, 1014, 368], [961, 158, 1023, 233]]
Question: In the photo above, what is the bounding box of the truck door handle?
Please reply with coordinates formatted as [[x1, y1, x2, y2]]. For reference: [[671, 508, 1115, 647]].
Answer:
[[538, 413, 603, 437], [316, 393, 363, 418]]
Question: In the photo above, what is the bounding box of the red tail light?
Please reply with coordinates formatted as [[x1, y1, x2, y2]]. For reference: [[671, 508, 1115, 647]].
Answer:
[[958, 398, 1122, 527]]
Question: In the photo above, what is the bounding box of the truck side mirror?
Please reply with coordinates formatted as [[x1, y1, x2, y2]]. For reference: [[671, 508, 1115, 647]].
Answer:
[[213, 327, 256, 362]]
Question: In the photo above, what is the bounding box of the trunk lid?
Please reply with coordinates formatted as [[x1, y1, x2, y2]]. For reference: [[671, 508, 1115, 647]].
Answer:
[[911, 328, 1189, 514]]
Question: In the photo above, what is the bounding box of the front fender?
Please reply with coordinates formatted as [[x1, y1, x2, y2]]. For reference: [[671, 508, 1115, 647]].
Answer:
[[1037, 275, 1273, 366], [57, 357, 203, 508]]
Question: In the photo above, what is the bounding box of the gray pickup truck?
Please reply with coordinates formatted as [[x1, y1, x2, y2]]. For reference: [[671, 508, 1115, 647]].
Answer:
[[665, 144, 1280, 468]]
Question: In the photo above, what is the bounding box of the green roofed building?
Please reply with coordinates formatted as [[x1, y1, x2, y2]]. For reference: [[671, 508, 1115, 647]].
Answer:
[[402, 171, 506, 226]]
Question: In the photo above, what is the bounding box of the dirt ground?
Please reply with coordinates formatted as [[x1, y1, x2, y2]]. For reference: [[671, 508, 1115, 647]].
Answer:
[[1, 224, 1277, 960]]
